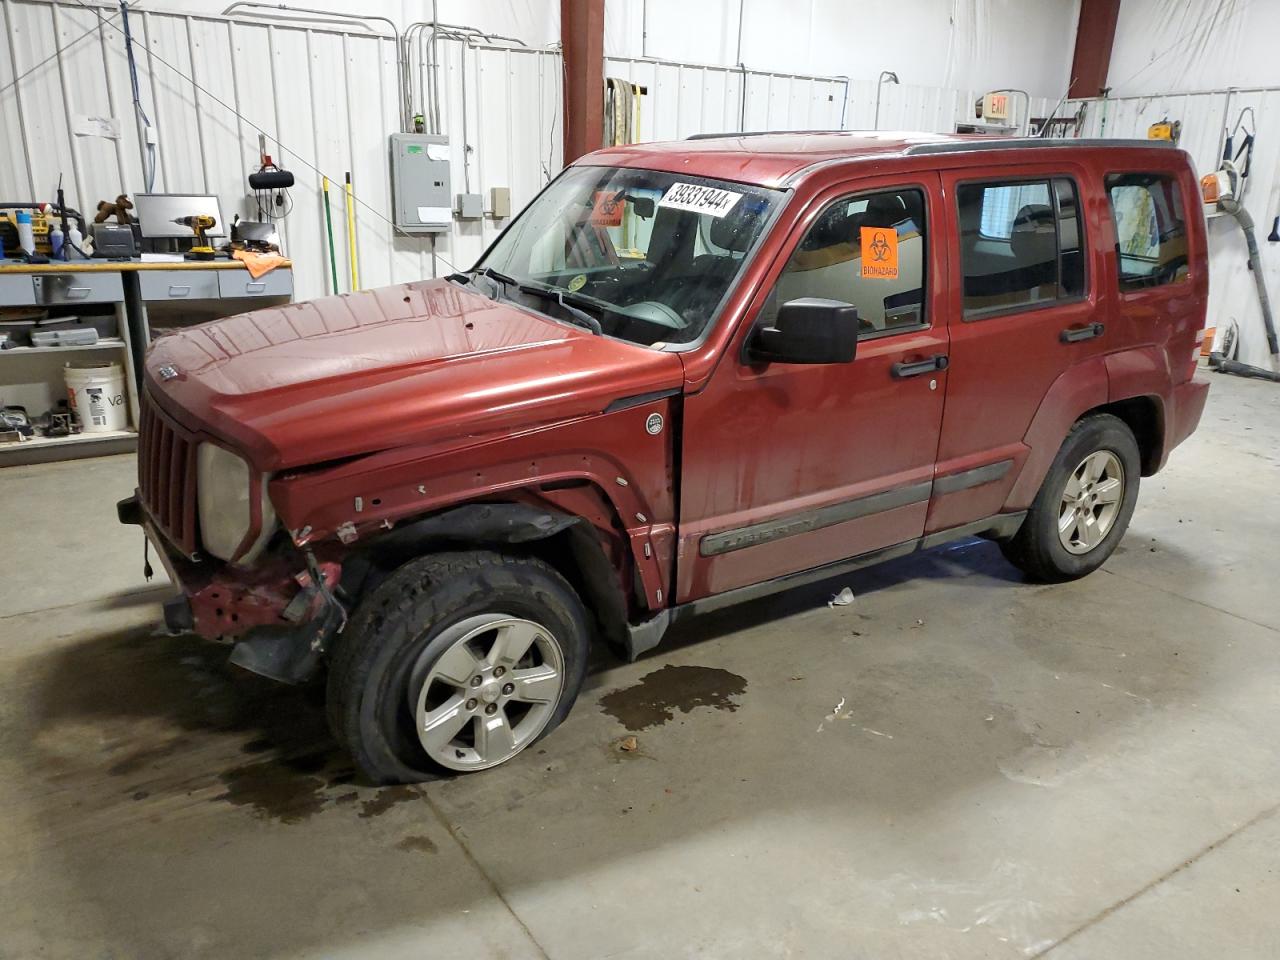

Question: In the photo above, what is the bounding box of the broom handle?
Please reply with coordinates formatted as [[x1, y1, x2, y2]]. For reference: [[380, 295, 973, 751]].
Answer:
[[322, 177, 339, 295], [344, 171, 359, 291]]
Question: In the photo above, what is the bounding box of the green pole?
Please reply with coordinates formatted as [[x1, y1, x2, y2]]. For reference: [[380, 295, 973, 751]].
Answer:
[[322, 176, 339, 294]]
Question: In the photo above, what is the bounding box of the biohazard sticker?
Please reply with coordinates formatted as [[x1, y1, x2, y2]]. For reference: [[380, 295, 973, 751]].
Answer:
[[860, 226, 899, 279], [591, 191, 625, 226], [657, 182, 742, 218]]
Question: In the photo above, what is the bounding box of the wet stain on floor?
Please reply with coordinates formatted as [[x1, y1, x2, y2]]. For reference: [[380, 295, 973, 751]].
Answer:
[[215, 760, 333, 825], [598, 664, 748, 731], [359, 785, 421, 819], [210, 759, 427, 824], [396, 834, 438, 854], [22, 626, 434, 827], [106, 737, 192, 776]]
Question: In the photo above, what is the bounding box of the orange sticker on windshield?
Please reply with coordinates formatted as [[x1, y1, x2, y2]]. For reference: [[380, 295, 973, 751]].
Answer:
[[591, 191, 624, 227], [860, 227, 899, 279]]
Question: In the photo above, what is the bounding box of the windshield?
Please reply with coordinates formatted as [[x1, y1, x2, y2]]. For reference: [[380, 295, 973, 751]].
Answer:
[[474, 166, 782, 347]]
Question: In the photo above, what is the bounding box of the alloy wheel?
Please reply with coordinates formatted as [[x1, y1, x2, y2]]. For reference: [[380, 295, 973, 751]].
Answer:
[[409, 613, 565, 772], [1057, 450, 1125, 555]]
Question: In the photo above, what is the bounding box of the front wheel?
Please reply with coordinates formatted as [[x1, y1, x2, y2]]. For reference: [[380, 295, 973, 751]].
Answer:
[[1000, 413, 1141, 582], [326, 551, 590, 783]]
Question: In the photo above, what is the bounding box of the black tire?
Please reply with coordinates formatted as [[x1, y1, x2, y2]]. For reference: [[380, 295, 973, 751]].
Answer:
[[1000, 413, 1141, 583], [326, 550, 590, 784]]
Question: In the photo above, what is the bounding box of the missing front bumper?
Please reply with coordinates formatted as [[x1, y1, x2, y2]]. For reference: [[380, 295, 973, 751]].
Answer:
[[120, 492, 341, 644]]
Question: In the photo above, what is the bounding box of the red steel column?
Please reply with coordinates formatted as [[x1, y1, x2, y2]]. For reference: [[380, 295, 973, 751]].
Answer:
[[561, 0, 605, 163], [1068, 0, 1122, 99]]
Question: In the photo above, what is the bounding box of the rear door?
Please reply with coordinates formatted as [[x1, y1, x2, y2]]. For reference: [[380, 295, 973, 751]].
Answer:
[[676, 173, 949, 602], [927, 163, 1104, 533]]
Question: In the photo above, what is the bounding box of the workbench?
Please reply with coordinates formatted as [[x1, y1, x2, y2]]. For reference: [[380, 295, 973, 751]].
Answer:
[[0, 258, 293, 465]]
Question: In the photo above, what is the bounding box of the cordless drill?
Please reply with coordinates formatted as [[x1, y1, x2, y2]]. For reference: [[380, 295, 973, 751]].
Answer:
[[174, 214, 217, 260]]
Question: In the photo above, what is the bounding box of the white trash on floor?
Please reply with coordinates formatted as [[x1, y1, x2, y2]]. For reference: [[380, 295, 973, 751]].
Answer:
[[828, 587, 855, 607]]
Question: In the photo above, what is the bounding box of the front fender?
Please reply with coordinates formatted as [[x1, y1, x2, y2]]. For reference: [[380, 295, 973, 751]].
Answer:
[[268, 399, 678, 615]]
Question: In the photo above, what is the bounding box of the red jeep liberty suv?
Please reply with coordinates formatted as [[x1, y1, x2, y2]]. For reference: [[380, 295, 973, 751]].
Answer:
[[119, 132, 1209, 782]]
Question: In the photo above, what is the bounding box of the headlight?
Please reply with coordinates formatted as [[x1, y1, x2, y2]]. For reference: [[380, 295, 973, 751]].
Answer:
[[197, 443, 276, 563]]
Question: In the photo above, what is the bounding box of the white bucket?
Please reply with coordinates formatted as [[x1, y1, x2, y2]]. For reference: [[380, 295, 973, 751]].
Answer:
[[65, 361, 128, 433]]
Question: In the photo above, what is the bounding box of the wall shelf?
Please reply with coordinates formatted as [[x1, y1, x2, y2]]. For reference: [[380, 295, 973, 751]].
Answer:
[[0, 339, 127, 357], [0, 427, 136, 454]]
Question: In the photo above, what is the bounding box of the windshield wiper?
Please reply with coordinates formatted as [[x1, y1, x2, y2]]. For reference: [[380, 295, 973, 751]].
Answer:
[[517, 282, 603, 335], [461, 269, 603, 335], [457, 265, 519, 300], [477, 265, 517, 288]]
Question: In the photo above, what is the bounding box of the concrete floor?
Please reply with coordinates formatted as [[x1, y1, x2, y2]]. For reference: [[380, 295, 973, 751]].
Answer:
[[1, 369, 1278, 959]]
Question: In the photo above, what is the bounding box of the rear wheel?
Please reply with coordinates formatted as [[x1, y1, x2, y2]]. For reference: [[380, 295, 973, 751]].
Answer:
[[326, 550, 589, 783], [1000, 413, 1140, 582]]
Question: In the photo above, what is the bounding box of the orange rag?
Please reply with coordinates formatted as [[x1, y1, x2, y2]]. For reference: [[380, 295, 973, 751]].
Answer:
[[232, 249, 288, 279]]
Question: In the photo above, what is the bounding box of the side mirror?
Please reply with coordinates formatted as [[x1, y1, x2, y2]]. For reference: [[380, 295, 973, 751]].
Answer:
[[748, 298, 859, 364]]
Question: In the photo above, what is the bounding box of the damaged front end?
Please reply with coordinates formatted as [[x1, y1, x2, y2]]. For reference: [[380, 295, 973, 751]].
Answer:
[[117, 491, 345, 685], [120, 391, 349, 684]]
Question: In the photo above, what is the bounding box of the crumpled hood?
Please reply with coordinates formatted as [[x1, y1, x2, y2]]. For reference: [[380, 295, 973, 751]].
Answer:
[[144, 279, 684, 470]]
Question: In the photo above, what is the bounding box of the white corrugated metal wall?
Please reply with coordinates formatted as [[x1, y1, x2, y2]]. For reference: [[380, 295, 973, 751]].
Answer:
[[1070, 91, 1280, 369], [0, 0, 563, 299], [3, 0, 1057, 303], [603, 57, 1055, 140]]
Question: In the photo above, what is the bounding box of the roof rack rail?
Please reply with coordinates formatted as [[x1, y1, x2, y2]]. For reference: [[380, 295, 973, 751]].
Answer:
[[686, 130, 847, 140], [903, 137, 1175, 155]]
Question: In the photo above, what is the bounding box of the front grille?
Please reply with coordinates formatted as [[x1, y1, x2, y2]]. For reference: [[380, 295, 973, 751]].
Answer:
[[138, 393, 199, 556]]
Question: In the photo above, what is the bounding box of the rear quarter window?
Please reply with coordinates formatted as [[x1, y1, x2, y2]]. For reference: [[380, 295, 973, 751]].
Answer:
[[1105, 173, 1189, 289]]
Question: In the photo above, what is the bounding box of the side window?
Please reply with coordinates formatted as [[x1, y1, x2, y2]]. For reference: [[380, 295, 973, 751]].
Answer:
[[771, 187, 927, 337], [958, 178, 1087, 318], [1106, 173, 1188, 288], [978, 183, 1049, 239]]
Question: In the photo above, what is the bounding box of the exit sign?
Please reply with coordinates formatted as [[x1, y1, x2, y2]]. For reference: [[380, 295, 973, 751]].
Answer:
[[982, 92, 1009, 120]]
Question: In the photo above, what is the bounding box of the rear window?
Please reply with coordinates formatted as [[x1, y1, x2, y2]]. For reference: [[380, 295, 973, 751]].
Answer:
[[1106, 173, 1188, 289], [957, 178, 1085, 317]]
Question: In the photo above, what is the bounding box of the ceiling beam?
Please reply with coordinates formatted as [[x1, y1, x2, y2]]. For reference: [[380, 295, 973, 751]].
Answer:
[[561, 0, 605, 163], [1068, 0, 1122, 99]]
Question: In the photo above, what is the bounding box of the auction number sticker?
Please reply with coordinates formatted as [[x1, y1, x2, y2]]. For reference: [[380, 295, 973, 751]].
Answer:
[[658, 182, 742, 218]]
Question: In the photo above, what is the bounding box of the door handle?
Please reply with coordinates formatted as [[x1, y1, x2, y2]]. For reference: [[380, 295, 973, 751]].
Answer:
[[1060, 322, 1105, 343], [892, 354, 949, 378]]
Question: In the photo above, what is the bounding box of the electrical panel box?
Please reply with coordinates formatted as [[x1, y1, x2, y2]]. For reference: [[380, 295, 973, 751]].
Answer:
[[490, 186, 512, 219], [389, 133, 451, 233], [456, 192, 484, 220]]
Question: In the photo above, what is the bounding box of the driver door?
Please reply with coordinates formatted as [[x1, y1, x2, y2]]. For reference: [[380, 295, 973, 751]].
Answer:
[[676, 175, 949, 602]]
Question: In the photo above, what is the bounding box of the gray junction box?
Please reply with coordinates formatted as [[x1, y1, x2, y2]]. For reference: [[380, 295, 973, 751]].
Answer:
[[390, 134, 452, 233]]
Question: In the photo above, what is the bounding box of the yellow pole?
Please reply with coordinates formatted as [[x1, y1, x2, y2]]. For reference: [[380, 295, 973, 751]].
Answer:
[[344, 171, 359, 291]]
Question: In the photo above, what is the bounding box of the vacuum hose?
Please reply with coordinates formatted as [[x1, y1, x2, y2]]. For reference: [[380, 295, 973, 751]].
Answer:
[[1219, 195, 1280, 356], [1209, 353, 1280, 382]]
